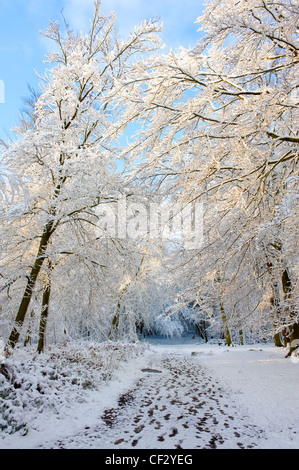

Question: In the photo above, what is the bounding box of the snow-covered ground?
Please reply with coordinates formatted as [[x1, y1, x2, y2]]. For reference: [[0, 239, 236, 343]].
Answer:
[[0, 338, 298, 449], [149, 340, 299, 449]]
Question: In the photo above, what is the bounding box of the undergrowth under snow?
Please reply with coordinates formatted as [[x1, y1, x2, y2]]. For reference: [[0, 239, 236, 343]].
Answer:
[[0, 341, 146, 436], [1, 339, 299, 449]]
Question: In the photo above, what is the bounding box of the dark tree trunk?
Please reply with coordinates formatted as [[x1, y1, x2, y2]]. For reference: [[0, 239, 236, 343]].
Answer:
[[203, 320, 208, 343], [282, 269, 292, 295], [6, 221, 54, 350], [281, 269, 299, 357], [286, 323, 299, 357], [239, 328, 244, 345]]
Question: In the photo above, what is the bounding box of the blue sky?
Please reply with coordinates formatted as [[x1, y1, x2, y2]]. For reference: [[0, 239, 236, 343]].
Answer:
[[0, 0, 206, 140]]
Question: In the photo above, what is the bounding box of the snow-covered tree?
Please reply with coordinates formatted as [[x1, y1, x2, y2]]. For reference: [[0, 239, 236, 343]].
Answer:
[[115, 0, 299, 346], [1, 1, 162, 352], [0, 164, 29, 219]]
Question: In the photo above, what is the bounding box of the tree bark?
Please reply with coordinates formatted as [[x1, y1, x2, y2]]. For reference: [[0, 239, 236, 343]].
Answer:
[[288, 323, 299, 356], [37, 261, 52, 354], [195, 320, 208, 342], [274, 331, 284, 347], [282, 268, 292, 296], [270, 286, 285, 347], [6, 221, 55, 350], [202, 320, 208, 343], [239, 328, 244, 346], [24, 308, 35, 347], [281, 268, 299, 357], [109, 301, 121, 341], [220, 301, 232, 346]]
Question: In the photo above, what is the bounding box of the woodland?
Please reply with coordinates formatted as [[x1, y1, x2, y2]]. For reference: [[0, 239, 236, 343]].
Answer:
[[0, 0, 298, 357]]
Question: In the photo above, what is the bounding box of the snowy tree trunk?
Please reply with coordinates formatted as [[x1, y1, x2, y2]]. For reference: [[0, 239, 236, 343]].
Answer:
[[37, 261, 52, 354], [202, 320, 208, 343], [288, 323, 299, 356], [270, 281, 284, 347], [239, 328, 244, 346], [109, 301, 121, 341], [220, 301, 232, 346], [195, 321, 208, 343], [282, 269, 299, 356], [24, 308, 35, 347], [6, 221, 55, 350]]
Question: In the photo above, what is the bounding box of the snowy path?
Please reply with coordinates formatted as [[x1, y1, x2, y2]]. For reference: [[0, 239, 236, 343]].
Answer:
[[42, 351, 264, 449]]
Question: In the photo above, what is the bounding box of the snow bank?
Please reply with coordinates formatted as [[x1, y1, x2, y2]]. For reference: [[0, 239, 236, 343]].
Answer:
[[0, 341, 148, 445], [1, 339, 299, 449]]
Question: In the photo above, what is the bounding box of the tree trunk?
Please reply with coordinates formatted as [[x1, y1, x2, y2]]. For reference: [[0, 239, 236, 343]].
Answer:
[[282, 269, 292, 296], [109, 301, 121, 341], [274, 331, 284, 347], [220, 301, 232, 346], [37, 261, 52, 354], [6, 221, 54, 350], [24, 308, 35, 347], [269, 275, 284, 346], [272, 284, 285, 347], [239, 328, 244, 346], [288, 323, 299, 356], [281, 269, 299, 357], [195, 320, 208, 343], [203, 320, 208, 343]]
